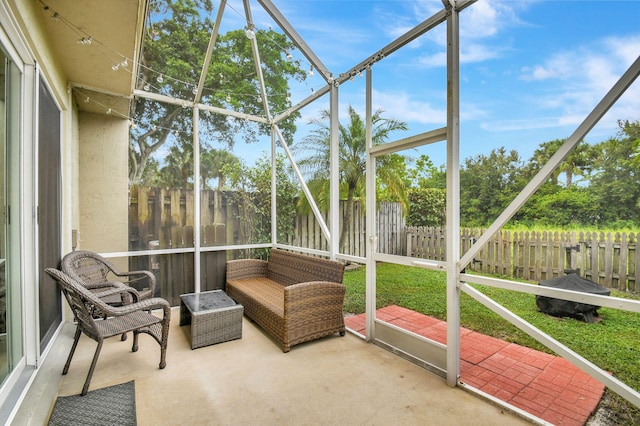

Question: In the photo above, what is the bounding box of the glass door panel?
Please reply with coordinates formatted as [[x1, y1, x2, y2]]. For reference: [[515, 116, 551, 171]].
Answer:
[[0, 51, 7, 383], [1, 49, 23, 384]]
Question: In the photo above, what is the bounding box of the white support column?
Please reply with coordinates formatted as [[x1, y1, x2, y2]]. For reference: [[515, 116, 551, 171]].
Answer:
[[329, 84, 339, 260], [193, 107, 201, 293], [365, 66, 376, 340], [271, 127, 277, 246], [445, 2, 461, 387]]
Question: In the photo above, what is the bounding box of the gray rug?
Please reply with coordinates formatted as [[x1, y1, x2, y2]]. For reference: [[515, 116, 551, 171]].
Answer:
[[48, 381, 136, 426]]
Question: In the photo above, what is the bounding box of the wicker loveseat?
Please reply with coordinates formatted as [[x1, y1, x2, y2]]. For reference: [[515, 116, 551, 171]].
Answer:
[[226, 248, 346, 352]]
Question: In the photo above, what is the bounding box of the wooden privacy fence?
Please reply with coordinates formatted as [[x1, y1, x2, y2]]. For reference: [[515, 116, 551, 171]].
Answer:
[[129, 186, 232, 305], [290, 201, 404, 257], [129, 187, 405, 302], [129, 186, 406, 257], [129, 186, 638, 298], [407, 227, 639, 293]]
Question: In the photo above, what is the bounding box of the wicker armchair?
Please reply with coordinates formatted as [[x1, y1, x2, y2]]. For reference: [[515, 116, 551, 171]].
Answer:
[[62, 250, 156, 305], [45, 268, 171, 395]]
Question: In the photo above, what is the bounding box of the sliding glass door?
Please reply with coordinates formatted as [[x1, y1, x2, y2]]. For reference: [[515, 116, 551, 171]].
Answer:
[[0, 47, 23, 385]]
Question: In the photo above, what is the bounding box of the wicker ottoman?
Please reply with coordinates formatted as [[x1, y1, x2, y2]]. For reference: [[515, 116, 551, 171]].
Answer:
[[179, 290, 243, 349]]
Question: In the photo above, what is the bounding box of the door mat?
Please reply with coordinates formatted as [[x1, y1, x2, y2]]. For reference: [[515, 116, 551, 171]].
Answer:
[[48, 380, 136, 426]]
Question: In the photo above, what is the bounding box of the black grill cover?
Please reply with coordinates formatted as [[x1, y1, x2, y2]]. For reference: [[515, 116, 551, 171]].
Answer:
[[536, 274, 610, 323]]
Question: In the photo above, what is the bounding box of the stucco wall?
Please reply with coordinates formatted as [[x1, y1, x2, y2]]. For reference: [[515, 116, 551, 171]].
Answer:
[[77, 112, 129, 253]]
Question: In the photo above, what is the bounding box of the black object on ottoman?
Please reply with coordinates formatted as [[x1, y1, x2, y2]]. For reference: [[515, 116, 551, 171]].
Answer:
[[536, 273, 610, 323]]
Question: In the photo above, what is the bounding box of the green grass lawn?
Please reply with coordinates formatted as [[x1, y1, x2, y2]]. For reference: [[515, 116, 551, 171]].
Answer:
[[343, 262, 640, 424]]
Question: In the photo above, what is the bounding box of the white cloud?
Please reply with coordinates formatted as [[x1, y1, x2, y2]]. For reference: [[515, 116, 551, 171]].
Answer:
[[607, 35, 640, 65], [399, 0, 533, 68], [516, 34, 640, 132], [418, 51, 446, 67], [460, 0, 500, 38], [520, 53, 574, 81], [372, 89, 446, 124]]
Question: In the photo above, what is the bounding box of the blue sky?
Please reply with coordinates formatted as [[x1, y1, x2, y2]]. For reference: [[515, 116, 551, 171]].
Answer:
[[219, 0, 640, 168]]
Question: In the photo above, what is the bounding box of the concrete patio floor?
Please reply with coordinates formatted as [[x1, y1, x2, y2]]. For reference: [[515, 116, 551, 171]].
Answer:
[[14, 307, 531, 425]]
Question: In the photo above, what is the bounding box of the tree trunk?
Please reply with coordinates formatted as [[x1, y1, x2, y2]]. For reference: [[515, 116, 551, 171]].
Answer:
[[339, 186, 355, 252]]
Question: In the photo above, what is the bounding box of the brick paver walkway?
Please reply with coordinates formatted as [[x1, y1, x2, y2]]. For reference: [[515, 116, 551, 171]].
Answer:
[[344, 305, 605, 426]]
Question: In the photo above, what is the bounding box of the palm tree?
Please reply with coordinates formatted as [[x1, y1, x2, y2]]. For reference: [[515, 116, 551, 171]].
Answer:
[[295, 105, 408, 250], [529, 139, 596, 187], [157, 144, 194, 188], [200, 148, 241, 190]]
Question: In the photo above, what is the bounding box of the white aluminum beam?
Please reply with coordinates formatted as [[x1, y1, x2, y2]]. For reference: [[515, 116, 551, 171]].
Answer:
[[365, 66, 377, 341], [133, 89, 192, 108], [271, 128, 277, 245], [329, 84, 339, 259], [337, 10, 446, 85], [197, 102, 269, 124], [257, 0, 332, 84], [193, 107, 201, 292], [272, 84, 331, 124], [243, 0, 272, 121], [460, 53, 640, 271], [336, 0, 477, 85], [462, 273, 640, 313], [193, 0, 226, 102], [369, 127, 447, 157], [133, 89, 269, 123], [373, 252, 446, 270], [462, 283, 640, 408], [272, 125, 331, 241], [445, 2, 462, 388]]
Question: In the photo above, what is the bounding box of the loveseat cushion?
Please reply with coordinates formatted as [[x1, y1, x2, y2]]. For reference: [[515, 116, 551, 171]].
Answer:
[[226, 277, 284, 317]]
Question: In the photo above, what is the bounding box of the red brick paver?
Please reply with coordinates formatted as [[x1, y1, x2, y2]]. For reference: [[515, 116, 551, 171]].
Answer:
[[344, 305, 605, 425]]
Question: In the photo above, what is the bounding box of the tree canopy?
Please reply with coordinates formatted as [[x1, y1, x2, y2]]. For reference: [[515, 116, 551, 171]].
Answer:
[[130, 0, 306, 185], [406, 119, 640, 229]]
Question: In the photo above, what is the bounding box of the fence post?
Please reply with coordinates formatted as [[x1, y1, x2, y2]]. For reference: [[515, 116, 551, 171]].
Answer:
[[632, 233, 639, 292], [619, 232, 628, 292]]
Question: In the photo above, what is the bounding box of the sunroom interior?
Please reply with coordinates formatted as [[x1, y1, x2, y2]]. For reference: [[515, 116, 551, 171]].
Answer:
[[1, 0, 640, 424]]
